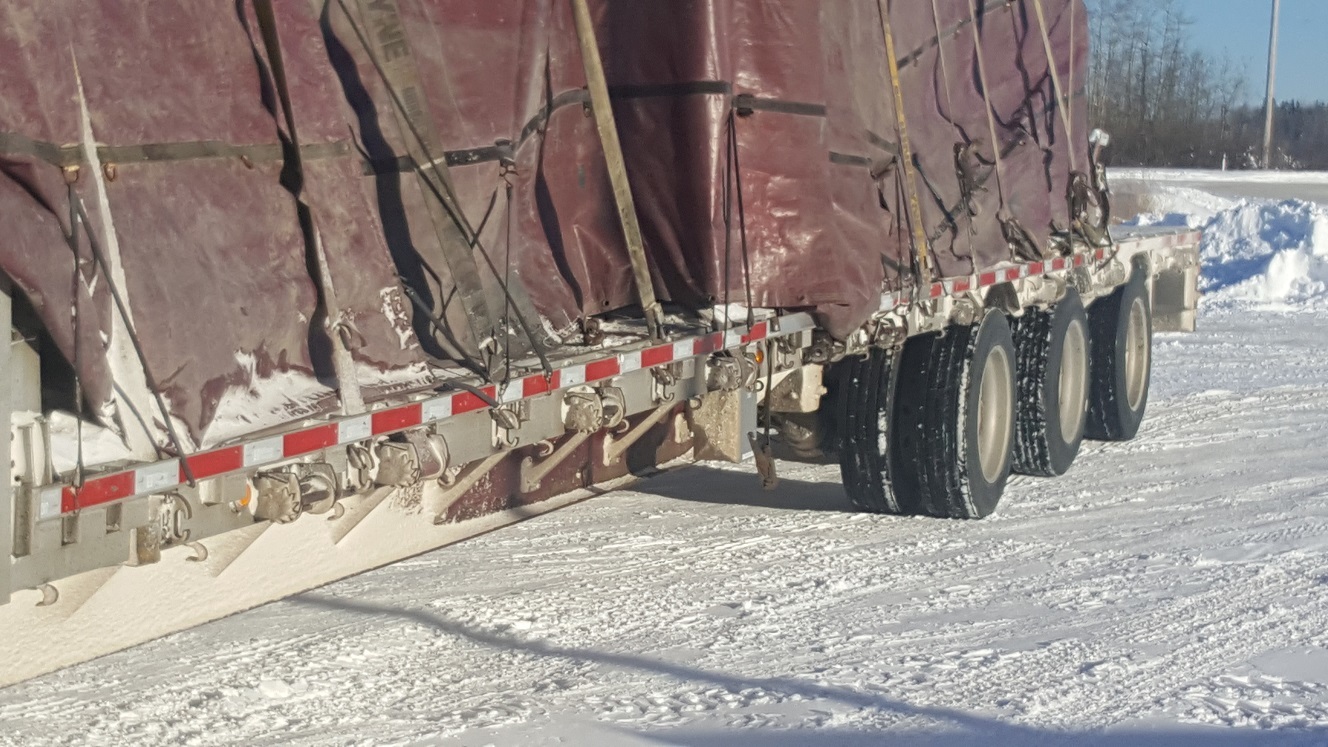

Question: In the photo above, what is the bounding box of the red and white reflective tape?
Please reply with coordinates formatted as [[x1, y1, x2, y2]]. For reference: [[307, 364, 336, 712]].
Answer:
[[37, 318, 803, 520], [875, 233, 1203, 316], [37, 231, 1205, 521]]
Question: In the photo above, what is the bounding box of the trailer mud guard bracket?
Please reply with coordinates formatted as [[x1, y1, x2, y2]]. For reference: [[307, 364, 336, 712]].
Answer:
[[689, 389, 758, 464]]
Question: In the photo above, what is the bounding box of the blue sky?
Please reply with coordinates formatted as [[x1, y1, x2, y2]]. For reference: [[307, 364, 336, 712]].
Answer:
[[1175, 0, 1327, 103]]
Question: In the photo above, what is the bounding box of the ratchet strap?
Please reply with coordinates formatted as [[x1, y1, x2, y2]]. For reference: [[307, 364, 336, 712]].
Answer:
[[876, 0, 935, 285], [253, 0, 365, 413], [965, 0, 1011, 216], [338, 0, 549, 369], [1029, 0, 1080, 173], [570, 0, 665, 340]]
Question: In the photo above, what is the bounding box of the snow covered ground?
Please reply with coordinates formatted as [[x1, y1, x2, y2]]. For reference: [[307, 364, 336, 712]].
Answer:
[[1113, 168, 1328, 205], [2, 178, 1327, 746], [1113, 169, 1328, 186]]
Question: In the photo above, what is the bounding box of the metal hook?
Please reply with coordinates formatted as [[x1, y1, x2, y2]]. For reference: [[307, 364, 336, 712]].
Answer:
[[185, 542, 209, 563], [36, 584, 58, 607]]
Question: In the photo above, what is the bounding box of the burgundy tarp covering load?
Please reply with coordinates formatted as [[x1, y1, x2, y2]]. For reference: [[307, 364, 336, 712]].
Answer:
[[0, 0, 1088, 450]]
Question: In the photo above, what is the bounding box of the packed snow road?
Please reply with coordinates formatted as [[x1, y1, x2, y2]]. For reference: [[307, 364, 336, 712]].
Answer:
[[1113, 169, 1328, 205], [2, 185, 1328, 745]]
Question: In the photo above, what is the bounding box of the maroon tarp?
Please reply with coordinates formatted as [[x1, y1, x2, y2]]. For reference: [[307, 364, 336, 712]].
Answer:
[[0, 0, 1089, 448]]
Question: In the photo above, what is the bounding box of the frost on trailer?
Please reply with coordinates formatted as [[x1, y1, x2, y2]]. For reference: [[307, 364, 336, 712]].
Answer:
[[0, 0, 1198, 686]]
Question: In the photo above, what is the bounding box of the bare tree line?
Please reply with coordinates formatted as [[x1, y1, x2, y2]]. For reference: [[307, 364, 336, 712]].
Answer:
[[1085, 0, 1328, 170]]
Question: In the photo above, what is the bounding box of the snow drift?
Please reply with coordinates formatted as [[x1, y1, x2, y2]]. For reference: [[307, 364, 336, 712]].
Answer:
[[1129, 187, 1328, 311]]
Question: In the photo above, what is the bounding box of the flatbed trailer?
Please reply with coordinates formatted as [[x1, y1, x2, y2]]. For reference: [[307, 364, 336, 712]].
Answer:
[[0, 0, 1200, 686], [0, 224, 1199, 686]]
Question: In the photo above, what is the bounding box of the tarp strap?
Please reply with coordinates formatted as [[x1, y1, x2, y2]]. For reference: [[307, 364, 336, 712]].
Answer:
[[252, 0, 365, 415], [1029, 0, 1080, 173], [876, 0, 935, 285], [336, 0, 511, 373], [965, 0, 1010, 215], [928, 0, 961, 126], [929, 0, 978, 259], [0, 133, 352, 169], [570, 0, 665, 341]]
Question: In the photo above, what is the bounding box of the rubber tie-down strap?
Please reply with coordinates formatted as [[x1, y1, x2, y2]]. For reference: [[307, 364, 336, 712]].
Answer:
[[253, 0, 365, 414], [876, 0, 935, 286]]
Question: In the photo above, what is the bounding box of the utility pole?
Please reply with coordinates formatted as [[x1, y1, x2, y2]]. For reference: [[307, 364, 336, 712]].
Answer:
[[1262, 0, 1281, 169]]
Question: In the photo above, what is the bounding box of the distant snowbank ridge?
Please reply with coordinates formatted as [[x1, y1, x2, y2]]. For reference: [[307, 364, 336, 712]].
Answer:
[[1112, 168, 1328, 185], [1127, 186, 1328, 311]]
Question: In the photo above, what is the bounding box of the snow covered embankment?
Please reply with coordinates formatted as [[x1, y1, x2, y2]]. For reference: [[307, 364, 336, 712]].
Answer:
[[1131, 186, 1328, 311]]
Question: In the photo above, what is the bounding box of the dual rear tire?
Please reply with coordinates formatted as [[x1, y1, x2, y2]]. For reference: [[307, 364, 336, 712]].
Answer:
[[1011, 289, 1090, 477], [839, 309, 1016, 520], [1086, 272, 1152, 441], [836, 273, 1152, 519]]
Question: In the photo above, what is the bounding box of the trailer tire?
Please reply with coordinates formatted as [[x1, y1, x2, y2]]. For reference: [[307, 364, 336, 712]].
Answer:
[[1086, 272, 1152, 441], [1011, 289, 1090, 477], [894, 309, 1017, 520], [836, 347, 916, 514]]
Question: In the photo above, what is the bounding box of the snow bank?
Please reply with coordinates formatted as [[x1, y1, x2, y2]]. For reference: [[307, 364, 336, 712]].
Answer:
[[1128, 185, 1237, 227], [1199, 200, 1328, 310], [1129, 188, 1328, 312]]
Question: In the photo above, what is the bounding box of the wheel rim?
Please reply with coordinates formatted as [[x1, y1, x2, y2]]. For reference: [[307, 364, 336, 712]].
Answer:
[[1124, 297, 1149, 411], [977, 346, 1014, 483], [1058, 319, 1089, 441]]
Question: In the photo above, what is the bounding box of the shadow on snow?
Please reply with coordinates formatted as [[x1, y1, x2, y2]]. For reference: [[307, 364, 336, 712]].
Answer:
[[292, 594, 1326, 746]]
